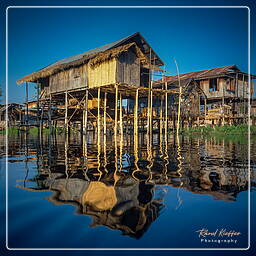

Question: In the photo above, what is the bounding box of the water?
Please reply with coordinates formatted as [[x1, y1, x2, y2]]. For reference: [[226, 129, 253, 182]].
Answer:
[[1, 132, 255, 249]]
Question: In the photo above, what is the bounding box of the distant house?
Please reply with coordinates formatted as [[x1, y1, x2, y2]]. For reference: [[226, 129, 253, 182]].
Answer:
[[163, 65, 254, 100], [0, 103, 23, 129], [155, 65, 256, 126]]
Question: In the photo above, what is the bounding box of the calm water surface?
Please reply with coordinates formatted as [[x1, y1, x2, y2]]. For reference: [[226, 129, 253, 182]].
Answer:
[[1, 132, 255, 249]]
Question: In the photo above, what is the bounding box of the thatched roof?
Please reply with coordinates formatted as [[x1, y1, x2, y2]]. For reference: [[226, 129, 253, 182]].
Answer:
[[17, 32, 164, 85]]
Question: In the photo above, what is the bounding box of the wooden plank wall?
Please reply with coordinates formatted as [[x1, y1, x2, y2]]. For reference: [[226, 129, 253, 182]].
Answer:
[[116, 50, 140, 87], [48, 65, 87, 93], [200, 76, 251, 99]]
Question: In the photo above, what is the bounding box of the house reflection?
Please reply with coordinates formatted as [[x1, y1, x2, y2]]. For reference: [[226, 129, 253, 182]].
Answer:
[[13, 133, 252, 238]]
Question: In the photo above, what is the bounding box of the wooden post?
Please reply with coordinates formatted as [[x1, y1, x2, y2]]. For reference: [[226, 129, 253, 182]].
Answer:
[[119, 94, 123, 138], [115, 85, 118, 138], [160, 95, 163, 136], [97, 87, 101, 142], [235, 72, 238, 98], [150, 89, 153, 138], [147, 89, 151, 138], [25, 82, 29, 127], [48, 94, 52, 134], [165, 81, 168, 137], [83, 89, 88, 135], [174, 59, 182, 135], [126, 99, 129, 134], [65, 90, 68, 134], [204, 97, 207, 124], [222, 84, 225, 126], [134, 89, 139, 139], [147, 48, 152, 139], [37, 81, 40, 129], [103, 91, 107, 135], [197, 95, 200, 126], [242, 74, 245, 123]]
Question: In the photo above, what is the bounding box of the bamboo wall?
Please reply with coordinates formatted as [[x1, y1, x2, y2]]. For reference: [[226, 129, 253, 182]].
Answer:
[[88, 58, 117, 88], [41, 48, 145, 94]]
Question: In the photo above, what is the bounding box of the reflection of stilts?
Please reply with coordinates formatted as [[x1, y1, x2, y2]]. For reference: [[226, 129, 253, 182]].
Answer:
[[97, 134, 102, 181], [163, 130, 169, 182], [160, 95, 163, 139], [132, 89, 140, 182], [146, 129, 153, 184], [65, 132, 69, 178], [103, 132, 108, 173], [24, 133, 29, 188], [82, 134, 89, 180], [175, 134, 183, 210], [103, 92, 107, 136]]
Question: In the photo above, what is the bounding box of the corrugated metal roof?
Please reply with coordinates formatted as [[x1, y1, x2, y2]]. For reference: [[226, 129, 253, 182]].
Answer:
[[165, 65, 239, 83]]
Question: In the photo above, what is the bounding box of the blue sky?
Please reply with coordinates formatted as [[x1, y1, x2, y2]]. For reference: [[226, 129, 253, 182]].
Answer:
[[2, 1, 255, 103]]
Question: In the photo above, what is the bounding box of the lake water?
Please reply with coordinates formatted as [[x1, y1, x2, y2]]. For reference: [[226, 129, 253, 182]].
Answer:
[[1, 132, 255, 249]]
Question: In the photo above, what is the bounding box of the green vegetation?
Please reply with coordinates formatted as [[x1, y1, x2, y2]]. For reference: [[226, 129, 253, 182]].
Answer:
[[181, 125, 255, 136], [0, 127, 19, 135], [28, 127, 66, 135], [0, 127, 66, 136]]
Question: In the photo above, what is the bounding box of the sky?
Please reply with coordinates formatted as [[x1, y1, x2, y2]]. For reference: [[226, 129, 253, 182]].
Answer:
[[1, 0, 255, 104]]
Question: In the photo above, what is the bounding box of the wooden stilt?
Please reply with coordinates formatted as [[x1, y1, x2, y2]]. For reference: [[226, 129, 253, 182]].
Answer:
[[147, 89, 151, 138], [37, 81, 40, 130], [48, 94, 52, 134], [150, 89, 153, 139], [119, 94, 123, 138], [65, 91, 68, 134], [197, 95, 200, 126], [147, 48, 152, 139], [83, 89, 88, 135], [175, 59, 182, 135], [242, 74, 245, 123], [165, 81, 168, 137], [104, 92, 107, 135], [222, 85, 225, 126], [160, 95, 163, 136], [134, 89, 139, 138], [204, 97, 207, 124], [25, 82, 29, 128], [97, 87, 101, 142], [115, 85, 118, 138]]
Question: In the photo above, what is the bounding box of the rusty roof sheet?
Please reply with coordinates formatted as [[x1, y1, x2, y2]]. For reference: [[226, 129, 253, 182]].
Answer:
[[165, 65, 239, 83]]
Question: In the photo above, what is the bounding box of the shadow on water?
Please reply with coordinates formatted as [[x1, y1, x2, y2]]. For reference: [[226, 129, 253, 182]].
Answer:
[[2, 131, 255, 240]]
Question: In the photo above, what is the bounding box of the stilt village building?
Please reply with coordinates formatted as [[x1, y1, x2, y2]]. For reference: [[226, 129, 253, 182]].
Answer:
[[17, 32, 255, 133]]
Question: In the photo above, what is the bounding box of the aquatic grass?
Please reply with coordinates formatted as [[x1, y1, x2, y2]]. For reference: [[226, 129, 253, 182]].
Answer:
[[182, 125, 255, 136], [29, 127, 66, 135], [0, 127, 19, 135]]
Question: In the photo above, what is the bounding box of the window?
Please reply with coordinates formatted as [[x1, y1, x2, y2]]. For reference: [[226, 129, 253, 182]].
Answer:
[[209, 78, 218, 92], [226, 78, 235, 91]]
